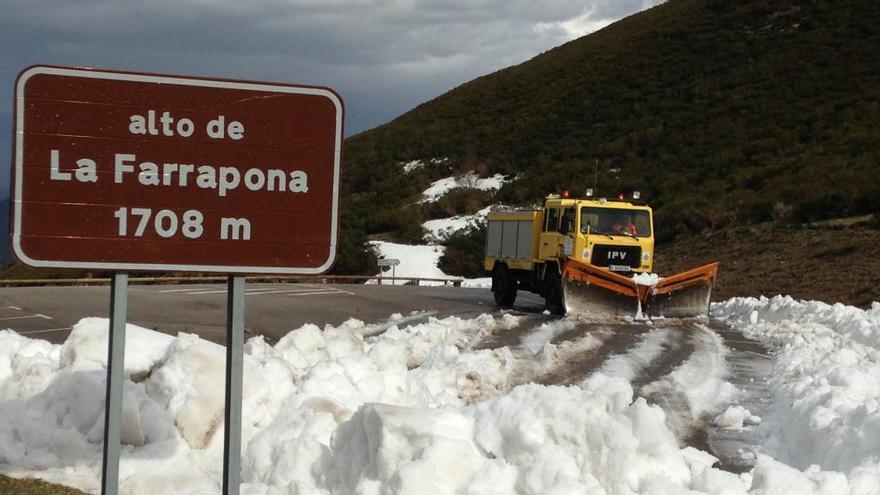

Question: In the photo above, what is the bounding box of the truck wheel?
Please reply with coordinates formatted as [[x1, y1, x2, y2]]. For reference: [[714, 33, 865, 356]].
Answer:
[[544, 269, 566, 315], [492, 265, 517, 307]]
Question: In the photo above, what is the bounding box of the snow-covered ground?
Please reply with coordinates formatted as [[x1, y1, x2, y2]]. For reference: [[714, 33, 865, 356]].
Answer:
[[422, 206, 492, 243], [1, 296, 879, 494], [419, 172, 506, 203], [713, 297, 880, 481], [369, 240, 491, 287], [368, 241, 451, 285]]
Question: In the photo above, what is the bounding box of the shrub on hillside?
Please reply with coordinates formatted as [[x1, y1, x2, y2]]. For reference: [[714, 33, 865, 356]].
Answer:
[[438, 225, 486, 278], [422, 189, 494, 220], [330, 228, 377, 275]]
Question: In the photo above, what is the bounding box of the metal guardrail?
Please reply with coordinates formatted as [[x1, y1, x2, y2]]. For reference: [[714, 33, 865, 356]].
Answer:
[[0, 274, 465, 288]]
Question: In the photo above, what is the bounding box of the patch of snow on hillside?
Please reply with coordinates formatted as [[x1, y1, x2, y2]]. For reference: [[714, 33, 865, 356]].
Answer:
[[422, 206, 491, 243], [401, 157, 449, 173], [420, 172, 506, 203], [369, 241, 452, 285], [369, 241, 491, 288]]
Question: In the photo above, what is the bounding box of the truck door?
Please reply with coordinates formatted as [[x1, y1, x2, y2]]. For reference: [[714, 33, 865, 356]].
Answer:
[[559, 207, 576, 258], [538, 207, 560, 260]]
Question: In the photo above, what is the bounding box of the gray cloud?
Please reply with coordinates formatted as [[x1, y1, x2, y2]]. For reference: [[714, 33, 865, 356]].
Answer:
[[0, 0, 663, 192]]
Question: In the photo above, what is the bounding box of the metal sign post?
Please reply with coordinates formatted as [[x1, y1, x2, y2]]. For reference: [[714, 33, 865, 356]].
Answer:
[[101, 273, 128, 495], [223, 276, 245, 495], [377, 259, 400, 286]]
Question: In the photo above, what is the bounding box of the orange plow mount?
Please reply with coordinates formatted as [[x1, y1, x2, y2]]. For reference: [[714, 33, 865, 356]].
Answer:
[[561, 260, 720, 318]]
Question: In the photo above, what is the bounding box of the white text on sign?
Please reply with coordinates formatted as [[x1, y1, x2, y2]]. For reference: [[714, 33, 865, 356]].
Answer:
[[45, 109, 312, 243]]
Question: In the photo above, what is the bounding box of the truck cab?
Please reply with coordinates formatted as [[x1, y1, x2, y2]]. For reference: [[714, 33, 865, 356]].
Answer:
[[541, 195, 654, 273]]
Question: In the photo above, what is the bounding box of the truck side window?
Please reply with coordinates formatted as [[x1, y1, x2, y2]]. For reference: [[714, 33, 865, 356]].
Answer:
[[559, 207, 575, 235], [544, 208, 559, 232]]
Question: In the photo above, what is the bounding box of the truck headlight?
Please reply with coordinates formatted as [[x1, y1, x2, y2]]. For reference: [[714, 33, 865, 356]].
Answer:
[[642, 253, 650, 261], [583, 249, 591, 259]]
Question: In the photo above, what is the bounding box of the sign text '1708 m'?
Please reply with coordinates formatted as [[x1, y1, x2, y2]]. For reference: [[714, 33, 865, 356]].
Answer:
[[113, 208, 252, 241]]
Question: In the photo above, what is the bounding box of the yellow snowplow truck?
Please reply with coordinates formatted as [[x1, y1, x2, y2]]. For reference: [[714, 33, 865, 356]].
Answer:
[[484, 192, 718, 317]]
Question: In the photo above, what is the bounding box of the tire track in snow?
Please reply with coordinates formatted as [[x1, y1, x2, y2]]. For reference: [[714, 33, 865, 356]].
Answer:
[[596, 327, 676, 387], [702, 321, 774, 473], [634, 322, 772, 473], [474, 313, 558, 350], [630, 326, 694, 395], [637, 327, 708, 449], [536, 324, 650, 386], [475, 317, 614, 392]]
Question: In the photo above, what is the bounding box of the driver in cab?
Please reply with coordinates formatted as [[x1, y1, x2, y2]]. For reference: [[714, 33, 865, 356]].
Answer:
[[613, 216, 637, 236]]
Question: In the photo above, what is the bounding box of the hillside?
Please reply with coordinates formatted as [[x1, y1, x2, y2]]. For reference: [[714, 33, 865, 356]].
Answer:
[[337, 0, 880, 280], [655, 216, 880, 307]]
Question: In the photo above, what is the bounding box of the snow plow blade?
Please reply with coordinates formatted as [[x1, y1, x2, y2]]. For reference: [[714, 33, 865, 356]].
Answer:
[[561, 261, 719, 318]]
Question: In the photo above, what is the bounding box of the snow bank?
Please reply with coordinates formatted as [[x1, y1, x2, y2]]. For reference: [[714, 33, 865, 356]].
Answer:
[[4, 304, 880, 494], [714, 296, 880, 481], [420, 172, 506, 203]]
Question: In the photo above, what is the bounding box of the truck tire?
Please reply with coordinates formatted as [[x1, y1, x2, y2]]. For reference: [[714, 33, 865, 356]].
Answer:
[[544, 269, 566, 315], [492, 265, 517, 307]]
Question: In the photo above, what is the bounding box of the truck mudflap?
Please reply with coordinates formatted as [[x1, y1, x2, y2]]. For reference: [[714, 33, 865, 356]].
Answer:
[[561, 260, 719, 318]]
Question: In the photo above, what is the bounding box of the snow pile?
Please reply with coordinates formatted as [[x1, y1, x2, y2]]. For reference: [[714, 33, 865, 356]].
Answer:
[[5, 304, 880, 494], [369, 241, 452, 285], [713, 406, 761, 430], [420, 172, 506, 203], [713, 296, 880, 479], [422, 206, 491, 243], [632, 272, 661, 287]]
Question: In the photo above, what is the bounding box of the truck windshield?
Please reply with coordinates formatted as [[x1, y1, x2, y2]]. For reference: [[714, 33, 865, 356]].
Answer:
[[580, 207, 651, 238]]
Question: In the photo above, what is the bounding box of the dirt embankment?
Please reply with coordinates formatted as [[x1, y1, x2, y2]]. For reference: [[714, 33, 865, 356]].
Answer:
[[655, 221, 880, 308]]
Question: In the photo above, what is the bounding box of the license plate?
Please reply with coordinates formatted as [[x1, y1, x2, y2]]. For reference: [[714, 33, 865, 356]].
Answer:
[[608, 265, 632, 272]]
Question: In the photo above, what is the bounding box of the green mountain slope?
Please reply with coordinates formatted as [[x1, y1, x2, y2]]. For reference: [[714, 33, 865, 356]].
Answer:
[[337, 0, 880, 275]]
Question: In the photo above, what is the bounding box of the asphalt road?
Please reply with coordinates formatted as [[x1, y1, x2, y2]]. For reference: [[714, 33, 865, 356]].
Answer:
[[0, 282, 544, 344]]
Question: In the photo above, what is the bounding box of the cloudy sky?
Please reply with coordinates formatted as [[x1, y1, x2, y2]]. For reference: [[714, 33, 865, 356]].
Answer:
[[0, 0, 663, 194]]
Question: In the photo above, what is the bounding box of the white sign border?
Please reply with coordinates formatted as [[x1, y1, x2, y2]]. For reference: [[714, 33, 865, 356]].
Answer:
[[12, 65, 342, 275]]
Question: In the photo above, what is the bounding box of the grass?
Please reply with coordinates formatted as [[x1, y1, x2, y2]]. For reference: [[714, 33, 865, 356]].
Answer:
[[0, 474, 87, 495]]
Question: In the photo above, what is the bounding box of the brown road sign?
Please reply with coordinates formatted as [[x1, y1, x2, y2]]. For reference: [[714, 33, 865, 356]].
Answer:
[[12, 65, 343, 274]]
